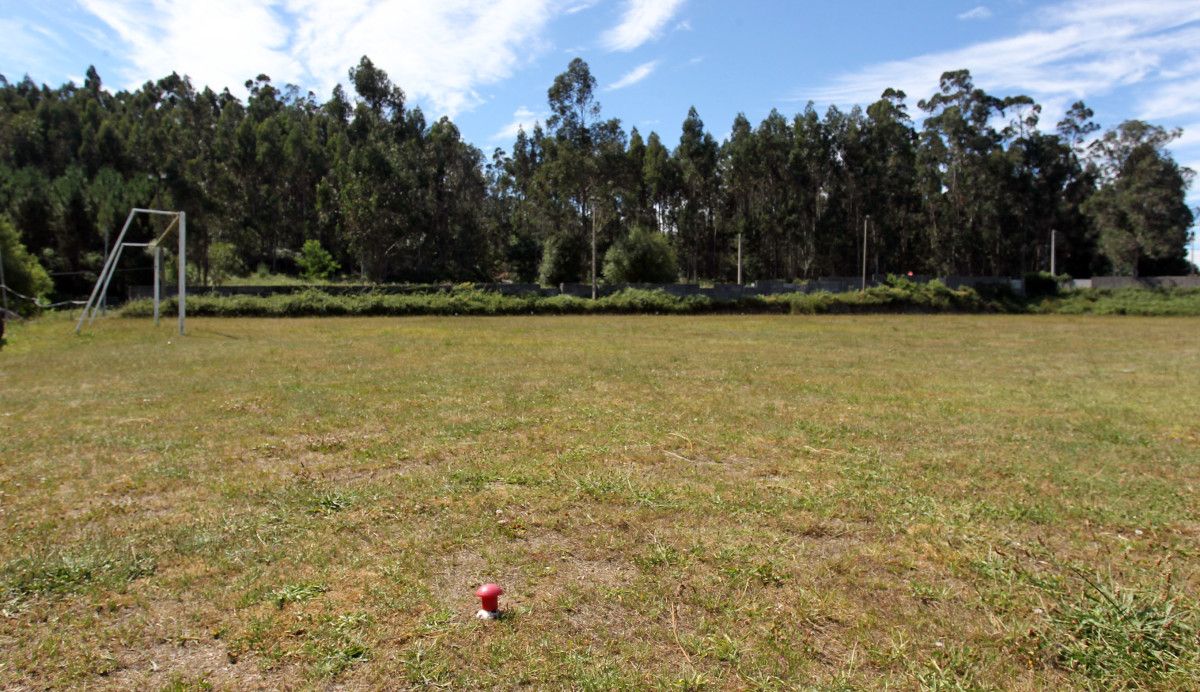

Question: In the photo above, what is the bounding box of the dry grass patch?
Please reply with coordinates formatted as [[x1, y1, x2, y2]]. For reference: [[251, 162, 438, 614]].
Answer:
[[1, 313, 1198, 688]]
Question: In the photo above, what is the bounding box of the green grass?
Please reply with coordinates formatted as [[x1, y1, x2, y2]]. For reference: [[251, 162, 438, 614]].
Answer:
[[2, 312, 1199, 688]]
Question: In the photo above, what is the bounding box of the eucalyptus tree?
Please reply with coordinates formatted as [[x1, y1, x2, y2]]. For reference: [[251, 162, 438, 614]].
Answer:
[[674, 107, 719, 280], [0, 57, 1193, 296], [1084, 121, 1194, 276], [789, 104, 833, 279], [861, 89, 922, 274], [753, 109, 793, 279], [918, 70, 1036, 274], [641, 131, 680, 236], [721, 113, 757, 281]]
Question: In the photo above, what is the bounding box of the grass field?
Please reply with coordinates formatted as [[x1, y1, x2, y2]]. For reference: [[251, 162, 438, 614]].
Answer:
[[2, 314, 1198, 689]]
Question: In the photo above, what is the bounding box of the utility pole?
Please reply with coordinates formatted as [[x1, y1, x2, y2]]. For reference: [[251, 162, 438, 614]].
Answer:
[[1050, 229, 1057, 276], [861, 216, 869, 291], [591, 204, 597, 300]]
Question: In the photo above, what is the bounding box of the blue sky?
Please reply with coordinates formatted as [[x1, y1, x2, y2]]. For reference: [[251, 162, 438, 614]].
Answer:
[[2, 0, 1199, 258]]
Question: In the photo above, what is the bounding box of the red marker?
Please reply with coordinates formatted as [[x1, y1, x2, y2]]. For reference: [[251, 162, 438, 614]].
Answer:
[[475, 583, 503, 619]]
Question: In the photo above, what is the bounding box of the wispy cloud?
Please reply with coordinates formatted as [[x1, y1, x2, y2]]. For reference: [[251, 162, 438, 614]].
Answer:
[[605, 60, 659, 91], [803, 0, 1200, 114], [0, 18, 64, 81], [601, 0, 686, 52], [957, 6, 993, 21], [1138, 77, 1200, 121], [490, 106, 543, 142], [565, 0, 600, 14], [796, 0, 1200, 195], [74, 0, 560, 117]]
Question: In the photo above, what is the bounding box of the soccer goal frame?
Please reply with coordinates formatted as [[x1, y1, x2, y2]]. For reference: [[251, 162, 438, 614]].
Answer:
[[75, 208, 187, 335]]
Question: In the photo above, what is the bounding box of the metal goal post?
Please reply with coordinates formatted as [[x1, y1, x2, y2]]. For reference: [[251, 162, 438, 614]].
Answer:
[[75, 208, 186, 335]]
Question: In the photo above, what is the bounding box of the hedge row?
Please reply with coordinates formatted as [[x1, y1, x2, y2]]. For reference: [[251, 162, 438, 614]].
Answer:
[[118, 281, 1021, 318], [1031, 287, 1200, 316]]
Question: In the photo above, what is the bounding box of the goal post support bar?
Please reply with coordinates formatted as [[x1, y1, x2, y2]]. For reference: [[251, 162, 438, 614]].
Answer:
[[75, 208, 186, 336]]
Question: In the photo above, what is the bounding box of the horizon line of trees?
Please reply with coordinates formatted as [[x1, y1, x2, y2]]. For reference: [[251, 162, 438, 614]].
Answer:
[[0, 57, 1195, 302]]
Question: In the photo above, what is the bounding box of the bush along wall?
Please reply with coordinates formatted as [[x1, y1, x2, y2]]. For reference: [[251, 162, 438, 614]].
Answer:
[[117, 282, 1200, 319]]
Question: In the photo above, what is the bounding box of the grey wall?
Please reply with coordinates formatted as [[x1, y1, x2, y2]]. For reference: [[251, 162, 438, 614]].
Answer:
[[1088, 276, 1200, 290]]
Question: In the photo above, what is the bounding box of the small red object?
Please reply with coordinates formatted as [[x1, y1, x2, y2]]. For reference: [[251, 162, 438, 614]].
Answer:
[[476, 583, 503, 613]]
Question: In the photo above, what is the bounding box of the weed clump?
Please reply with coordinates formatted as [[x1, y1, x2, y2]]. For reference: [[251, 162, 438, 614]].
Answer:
[[270, 582, 328, 608], [1044, 575, 1199, 684], [1, 548, 155, 603]]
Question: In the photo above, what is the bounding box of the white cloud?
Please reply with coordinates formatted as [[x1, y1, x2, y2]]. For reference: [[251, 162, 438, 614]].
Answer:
[[605, 60, 659, 91], [76, 0, 559, 117], [78, 0, 303, 91], [803, 0, 1200, 119], [490, 106, 543, 142], [601, 0, 686, 52], [957, 6, 993, 21], [286, 0, 557, 116]]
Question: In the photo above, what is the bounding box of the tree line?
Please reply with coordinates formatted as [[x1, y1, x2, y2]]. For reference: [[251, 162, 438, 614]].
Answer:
[[0, 57, 1194, 301]]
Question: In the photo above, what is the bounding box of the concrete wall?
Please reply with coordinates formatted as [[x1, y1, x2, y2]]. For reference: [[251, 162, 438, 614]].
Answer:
[[1088, 276, 1200, 290]]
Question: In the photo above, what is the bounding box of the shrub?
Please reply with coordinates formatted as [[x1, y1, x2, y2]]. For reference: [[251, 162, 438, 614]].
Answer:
[[297, 239, 340, 282], [117, 283, 1200, 319], [1034, 287, 1200, 316], [1024, 271, 1066, 298], [538, 233, 585, 287], [207, 241, 246, 286], [0, 216, 54, 315], [602, 226, 678, 284]]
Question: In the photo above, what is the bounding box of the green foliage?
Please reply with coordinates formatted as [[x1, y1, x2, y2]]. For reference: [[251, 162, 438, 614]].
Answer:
[[0, 62, 1190, 292], [0, 216, 54, 313], [1045, 576, 1198, 683], [1035, 287, 1200, 316], [207, 241, 246, 286], [2, 547, 155, 602], [1084, 122, 1194, 276], [117, 283, 1200, 319], [538, 233, 584, 286], [297, 239, 340, 281], [1023, 271, 1066, 298], [780, 278, 994, 314], [270, 582, 328, 608], [121, 288, 720, 318], [602, 225, 678, 284]]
